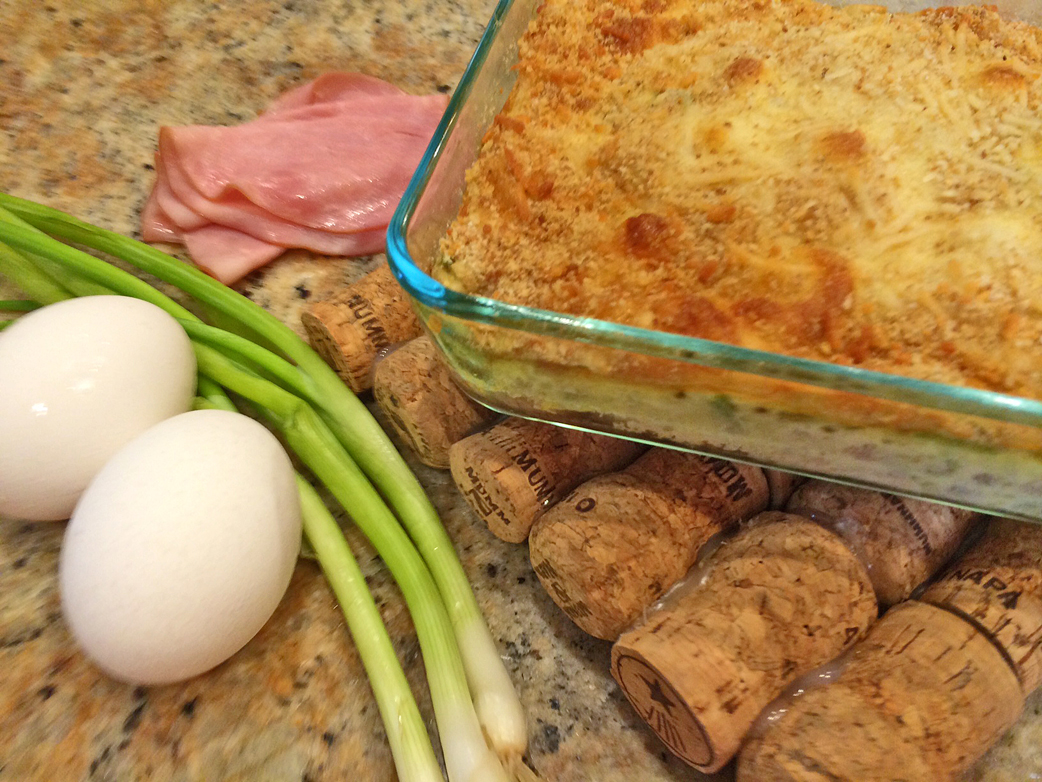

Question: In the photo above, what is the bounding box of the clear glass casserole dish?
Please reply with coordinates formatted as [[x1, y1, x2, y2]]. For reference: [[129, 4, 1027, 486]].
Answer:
[[387, 0, 1042, 523]]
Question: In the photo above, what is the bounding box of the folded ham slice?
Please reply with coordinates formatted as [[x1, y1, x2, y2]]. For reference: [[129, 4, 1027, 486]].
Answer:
[[261, 71, 405, 114], [141, 73, 447, 284]]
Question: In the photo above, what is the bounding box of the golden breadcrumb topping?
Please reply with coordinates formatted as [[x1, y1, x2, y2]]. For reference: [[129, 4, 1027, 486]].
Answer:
[[438, 0, 1042, 397]]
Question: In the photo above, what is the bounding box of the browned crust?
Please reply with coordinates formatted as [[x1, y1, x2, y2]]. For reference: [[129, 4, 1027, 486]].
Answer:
[[439, 0, 1042, 399]]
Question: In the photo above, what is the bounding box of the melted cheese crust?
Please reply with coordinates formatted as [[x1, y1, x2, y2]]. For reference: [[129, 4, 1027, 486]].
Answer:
[[438, 0, 1042, 397]]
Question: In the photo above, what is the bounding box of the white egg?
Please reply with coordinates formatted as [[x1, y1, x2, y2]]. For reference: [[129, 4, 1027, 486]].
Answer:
[[59, 409, 302, 685], [0, 295, 196, 521]]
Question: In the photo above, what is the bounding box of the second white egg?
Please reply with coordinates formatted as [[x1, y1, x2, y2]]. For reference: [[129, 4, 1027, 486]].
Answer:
[[59, 409, 302, 686]]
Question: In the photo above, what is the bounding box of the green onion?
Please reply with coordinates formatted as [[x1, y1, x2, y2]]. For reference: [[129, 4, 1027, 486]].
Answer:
[[0, 299, 37, 332], [0, 193, 529, 763], [194, 376, 239, 413], [0, 206, 107, 302], [194, 372, 446, 782], [0, 195, 538, 781], [192, 341, 507, 782], [0, 235, 72, 306], [295, 476, 445, 782], [179, 318, 318, 401], [0, 299, 41, 312], [0, 298, 38, 331], [202, 386, 447, 781]]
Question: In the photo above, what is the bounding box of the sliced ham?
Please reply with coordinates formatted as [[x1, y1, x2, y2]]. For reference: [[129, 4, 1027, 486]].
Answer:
[[262, 71, 405, 114], [141, 72, 447, 284], [150, 160, 209, 232], [181, 225, 286, 283], [140, 189, 180, 243], [158, 138, 384, 254]]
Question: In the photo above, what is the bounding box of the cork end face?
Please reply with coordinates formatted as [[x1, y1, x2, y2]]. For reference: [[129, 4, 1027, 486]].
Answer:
[[611, 649, 714, 770]]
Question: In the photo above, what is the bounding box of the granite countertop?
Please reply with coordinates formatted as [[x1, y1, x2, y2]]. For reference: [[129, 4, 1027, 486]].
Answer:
[[1, 2, 1041, 781]]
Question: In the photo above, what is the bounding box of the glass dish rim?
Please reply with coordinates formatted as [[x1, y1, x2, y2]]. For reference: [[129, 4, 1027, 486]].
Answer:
[[386, 0, 1042, 432]]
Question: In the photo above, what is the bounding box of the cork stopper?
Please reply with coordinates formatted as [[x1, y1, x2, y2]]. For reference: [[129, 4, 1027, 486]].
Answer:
[[372, 336, 498, 469], [738, 601, 1025, 781], [786, 480, 978, 605], [741, 686, 933, 782], [762, 469, 805, 509], [449, 418, 644, 543], [611, 513, 877, 772], [921, 517, 1042, 693], [301, 264, 422, 393], [530, 450, 768, 639]]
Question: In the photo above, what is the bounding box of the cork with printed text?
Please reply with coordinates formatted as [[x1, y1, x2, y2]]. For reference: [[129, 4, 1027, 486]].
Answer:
[[738, 601, 1025, 781], [530, 449, 768, 639], [373, 336, 498, 469], [786, 480, 979, 605], [922, 517, 1042, 693], [302, 264, 422, 392], [449, 417, 645, 543], [611, 513, 876, 773]]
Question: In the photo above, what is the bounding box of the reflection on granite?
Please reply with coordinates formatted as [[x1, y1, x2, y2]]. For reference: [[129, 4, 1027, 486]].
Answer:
[[1, 1, 1040, 780]]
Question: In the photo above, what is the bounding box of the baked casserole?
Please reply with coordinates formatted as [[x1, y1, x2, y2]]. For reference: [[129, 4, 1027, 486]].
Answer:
[[436, 0, 1042, 399]]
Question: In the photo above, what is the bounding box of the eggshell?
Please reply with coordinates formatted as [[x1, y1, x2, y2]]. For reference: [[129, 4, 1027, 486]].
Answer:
[[0, 295, 196, 521], [59, 409, 302, 685]]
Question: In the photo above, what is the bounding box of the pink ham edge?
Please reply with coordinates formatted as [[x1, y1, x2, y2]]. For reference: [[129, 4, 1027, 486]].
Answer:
[[153, 139, 389, 282], [157, 133, 383, 254], [261, 71, 406, 116], [140, 188, 181, 244], [181, 225, 287, 285], [183, 224, 385, 285], [141, 72, 446, 283], [164, 93, 448, 230], [153, 164, 209, 232]]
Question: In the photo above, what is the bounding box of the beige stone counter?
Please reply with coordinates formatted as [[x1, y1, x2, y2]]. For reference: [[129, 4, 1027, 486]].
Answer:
[[0, 1, 1040, 780]]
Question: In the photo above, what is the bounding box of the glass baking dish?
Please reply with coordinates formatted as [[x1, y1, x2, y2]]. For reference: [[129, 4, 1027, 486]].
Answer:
[[387, 0, 1042, 522]]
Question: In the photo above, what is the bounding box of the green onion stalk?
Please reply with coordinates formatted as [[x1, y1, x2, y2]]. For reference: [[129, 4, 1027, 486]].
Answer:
[[193, 341, 509, 782], [193, 381, 445, 782], [0, 193, 528, 763], [0, 299, 41, 312], [0, 198, 532, 782], [293, 476, 447, 782], [0, 298, 40, 330]]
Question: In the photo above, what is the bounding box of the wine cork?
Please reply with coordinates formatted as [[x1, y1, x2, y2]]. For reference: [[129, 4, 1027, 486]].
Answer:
[[530, 450, 769, 639], [921, 517, 1042, 693], [785, 480, 979, 605], [738, 601, 1025, 782], [450, 418, 644, 543], [372, 336, 498, 469], [301, 264, 422, 392], [762, 469, 805, 509], [611, 513, 877, 773]]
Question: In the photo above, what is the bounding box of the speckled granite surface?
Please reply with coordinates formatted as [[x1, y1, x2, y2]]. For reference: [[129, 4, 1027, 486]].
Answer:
[[1, 2, 1041, 781]]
